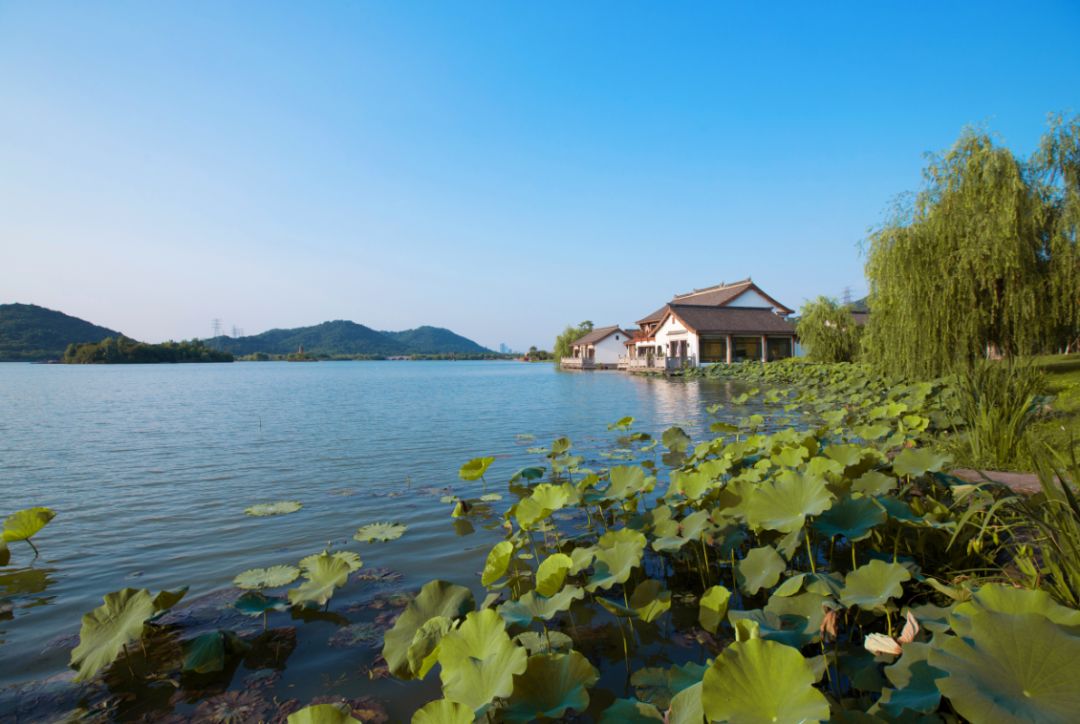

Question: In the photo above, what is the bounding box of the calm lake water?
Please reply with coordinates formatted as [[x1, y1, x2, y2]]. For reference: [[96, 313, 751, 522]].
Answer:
[[0, 361, 755, 720]]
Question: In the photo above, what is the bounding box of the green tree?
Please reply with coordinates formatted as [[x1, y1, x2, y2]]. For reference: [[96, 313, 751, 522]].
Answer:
[[864, 119, 1080, 378], [796, 297, 861, 363], [552, 321, 594, 361]]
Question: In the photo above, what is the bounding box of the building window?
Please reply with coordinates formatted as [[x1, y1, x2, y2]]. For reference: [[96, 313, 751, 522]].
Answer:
[[700, 337, 727, 363], [732, 336, 762, 362], [767, 337, 792, 360]]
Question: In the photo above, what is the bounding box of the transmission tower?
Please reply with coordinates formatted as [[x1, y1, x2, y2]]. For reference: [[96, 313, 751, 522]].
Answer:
[[211, 318, 222, 337], [841, 286, 853, 307]]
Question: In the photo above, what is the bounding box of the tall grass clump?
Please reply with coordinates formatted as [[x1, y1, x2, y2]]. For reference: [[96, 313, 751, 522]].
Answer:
[[954, 360, 1044, 469], [1015, 442, 1080, 606]]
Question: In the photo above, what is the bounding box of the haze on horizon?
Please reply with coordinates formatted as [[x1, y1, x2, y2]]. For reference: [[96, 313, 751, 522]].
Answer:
[[2, 2, 1078, 352]]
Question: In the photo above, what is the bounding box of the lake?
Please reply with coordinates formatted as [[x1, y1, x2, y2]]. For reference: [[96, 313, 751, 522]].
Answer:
[[0, 360, 755, 720]]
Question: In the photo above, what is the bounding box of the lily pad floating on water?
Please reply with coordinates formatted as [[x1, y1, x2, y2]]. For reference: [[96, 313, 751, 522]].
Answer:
[[234, 565, 301, 590], [504, 651, 600, 721], [300, 550, 362, 573], [437, 608, 528, 713], [412, 699, 473, 724], [289, 553, 353, 608], [244, 501, 302, 517], [383, 580, 475, 679], [287, 704, 362, 724], [459, 456, 495, 481], [354, 522, 407, 543]]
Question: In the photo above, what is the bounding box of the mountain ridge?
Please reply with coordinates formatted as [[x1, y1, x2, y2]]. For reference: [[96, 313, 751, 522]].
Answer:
[[0, 303, 121, 361]]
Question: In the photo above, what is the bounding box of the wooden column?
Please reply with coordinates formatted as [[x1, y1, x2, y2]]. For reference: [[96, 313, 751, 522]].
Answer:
[[726, 334, 733, 363], [761, 335, 767, 362]]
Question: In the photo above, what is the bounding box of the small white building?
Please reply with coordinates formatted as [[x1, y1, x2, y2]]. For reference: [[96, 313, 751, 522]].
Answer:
[[561, 326, 633, 369]]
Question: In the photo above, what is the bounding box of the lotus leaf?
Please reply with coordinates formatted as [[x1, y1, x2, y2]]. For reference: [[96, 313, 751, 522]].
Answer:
[[498, 586, 584, 626], [630, 661, 708, 710], [481, 541, 514, 587], [2, 507, 55, 544], [853, 471, 897, 496], [514, 630, 574, 655], [234, 565, 301, 590], [953, 582, 1080, 628], [891, 448, 951, 478], [841, 560, 911, 610], [383, 580, 474, 679], [744, 470, 834, 533], [289, 553, 352, 607], [535, 553, 573, 597], [699, 585, 732, 634], [587, 532, 646, 592], [805, 456, 845, 478], [152, 587, 188, 613], [182, 630, 247, 673], [813, 495, 886, 541], [412, 699, 473, 724], [875, 495, 921, 523], [568, 546, 595, 574], [502, 650, 598, 720], [407, 615, 453, 679], [662, 426, 691, 453], [609, 416, 635, 431], [606, 466, 651, 499], [599, 700, 663, 722], [70, 588, 156, 682], [287, 704, 362, 724], [354, 522, 407, 543], [930, 610, 1080, 723], [510, 466, 545, 483], [824, 444, 865, 469], [875, 642, 945, 717], [737, 546, 786, 595], [234, 591, 289, 617], [618, 579, 671, 623], [550, 437, 572, 455], [438, 609, 527, 712], [459, 456, 495, 481], [530, 483, 573, 511], [728, 608, 817, 649], [701, 638, 829, 723], [244, 501, 302, 517], [480, 493, 502, 502], [300, 550, 362, 573], [854, 423, 892, 440], [667, 682, 704, 724]]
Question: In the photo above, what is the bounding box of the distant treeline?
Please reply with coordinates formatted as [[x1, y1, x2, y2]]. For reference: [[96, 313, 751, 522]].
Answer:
[[238, 351, 515, 362], [63, 336, 234, 364]]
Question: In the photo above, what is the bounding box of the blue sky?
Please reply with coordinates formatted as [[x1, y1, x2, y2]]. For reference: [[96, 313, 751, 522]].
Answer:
[[1, 2, 1077, 351]]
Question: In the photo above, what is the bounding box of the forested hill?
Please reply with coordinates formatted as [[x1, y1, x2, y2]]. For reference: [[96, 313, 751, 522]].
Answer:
[[207, 320, 491, 357], [0, 303, 120, 361]]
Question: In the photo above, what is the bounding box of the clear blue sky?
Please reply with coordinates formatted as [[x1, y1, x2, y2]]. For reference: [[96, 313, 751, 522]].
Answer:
[[2, 2, 1077, 351]]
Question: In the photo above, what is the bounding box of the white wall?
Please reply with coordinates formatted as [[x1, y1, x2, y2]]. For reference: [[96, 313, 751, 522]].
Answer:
[[652, 314, 700, 362], [591, 332, 627, 364], [727, 288, 779, 310]]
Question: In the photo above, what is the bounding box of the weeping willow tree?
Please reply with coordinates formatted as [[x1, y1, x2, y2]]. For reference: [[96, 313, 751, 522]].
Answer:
[[864, 118, 1080, 378], [796, 297, 861, 363]]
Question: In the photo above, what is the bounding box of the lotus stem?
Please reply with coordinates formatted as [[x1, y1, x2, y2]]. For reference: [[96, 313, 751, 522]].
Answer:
[[851, 541, 857, 570], [885, 609, 893, 639], [700, 536, 711, 585], [804, 529, 817, 575], [26, 539, 39, 558]]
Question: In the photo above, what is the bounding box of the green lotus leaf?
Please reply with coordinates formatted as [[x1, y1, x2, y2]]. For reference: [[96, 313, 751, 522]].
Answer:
[[606, 466, 652, 499], [510, 466, 545, 483], [244, 500, 302, 517], [953, 582, 1080, 628], [853, 471, 897, 496], [662, 426, 691, 453], [771, 445, 809, 468], [841, 560, 911, 610], [930, 610, 1080, 723], [667, 682, 704, 724], [288, 553, 352, 607], [152, 587, 188, 613], [411, 699, 473, 724], [587, 536, 645, 592], [875, 642, 946, 717], [480, 493, 502, 502], [744, 470, 834, 533], [384, 580, 474, 679], [628, 661, 708, 712], [514, 630, 574, 655], [813, 495, 886, 541], [891, 447, 951, 478], [550, 437, 572, 455], [773, 573, 806, 597], [701, 638, 829, 723], [459, 456, 495, 481], [2, 507, 55, 543], [70, 588, 156, 682], [438, 609, 527, 713], [530, 483, 573, 512], [182, 630, 249, 674], [737, 546, 786, 595], [300, 550, 362, 573], [287, 704, 362, 724], [875, 495, 921, 523], [609, 416, 635, 431], [353, 522, 407, 543], [481, 541, 514, 587], [854, 423, 892, 441], [728, 607, 817, 649], [514, 497, 546, 529], [625, 579, 671, 623], [824, 444, 866, 469], [451, 500, 469, 518], [699, 584, 732, 634], [526, 446, 549, 455], [536, 553, 573, 597], [568, 545, 595, 575], [499, 586, 584, 626], [234, 591, 289, 617], [805, 456, 845, 478], [406, 615, 453, 680], [669, 469, 712, 500], [599, 699, 663, 722], [504, 651, 599, 721], [234, 565, 301, 590]]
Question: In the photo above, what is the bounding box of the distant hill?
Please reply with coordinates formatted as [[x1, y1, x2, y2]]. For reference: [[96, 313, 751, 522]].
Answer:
[[208, 321, 490, 358], [0, 303, 120, 361]]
